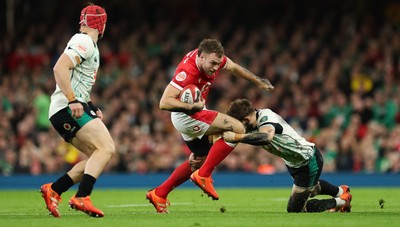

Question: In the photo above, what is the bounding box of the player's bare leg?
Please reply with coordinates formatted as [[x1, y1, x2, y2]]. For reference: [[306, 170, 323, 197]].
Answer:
[[191, 113, 244, 200], [287, 185, 312, 212], [68, 119, 115, 217], [287, 183, 352, 213]]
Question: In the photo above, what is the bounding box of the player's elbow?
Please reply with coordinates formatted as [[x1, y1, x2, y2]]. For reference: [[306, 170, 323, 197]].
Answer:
[[159, 99, 168, 110], [231, 123, 245, 134], [159, 102, 166, 110], [53, 65, 60, 75], [53, 64, 65, 78], [237, 125, 246, 134]]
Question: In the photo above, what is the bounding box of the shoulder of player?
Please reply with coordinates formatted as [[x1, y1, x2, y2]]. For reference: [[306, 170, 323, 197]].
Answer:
[[258, 108, 273, 115], [172, 69, 198, 86], [176, 60, 198, 76], [257, 108, 277, 121], [221, 56, 234, 71], [69, 33, 93, 43], [67, 33, 96, 58], [68, 34, 96, 49]]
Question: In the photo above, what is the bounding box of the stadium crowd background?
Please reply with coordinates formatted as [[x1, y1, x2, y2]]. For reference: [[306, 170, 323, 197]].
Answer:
[[1, 0, 400, 176]]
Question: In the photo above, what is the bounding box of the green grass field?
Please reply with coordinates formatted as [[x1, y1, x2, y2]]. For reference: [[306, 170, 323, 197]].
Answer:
[[0, 187, 399, 227]]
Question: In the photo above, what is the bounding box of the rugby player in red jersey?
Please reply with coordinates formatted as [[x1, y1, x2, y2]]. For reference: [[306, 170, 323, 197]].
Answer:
[[146, 39, 274, 213]]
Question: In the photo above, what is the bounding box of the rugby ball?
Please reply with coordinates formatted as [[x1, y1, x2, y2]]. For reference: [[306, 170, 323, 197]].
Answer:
[[179, 85, 201, 104]]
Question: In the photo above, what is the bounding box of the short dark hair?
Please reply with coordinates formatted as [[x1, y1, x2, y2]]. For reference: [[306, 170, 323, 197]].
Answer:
[[226, 99, 255, 121], [197, 39, 224, 58]]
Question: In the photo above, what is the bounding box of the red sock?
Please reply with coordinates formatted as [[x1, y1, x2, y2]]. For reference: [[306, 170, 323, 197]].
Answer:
[[156, 160, 192, 198], [198, 138, 235, 177]]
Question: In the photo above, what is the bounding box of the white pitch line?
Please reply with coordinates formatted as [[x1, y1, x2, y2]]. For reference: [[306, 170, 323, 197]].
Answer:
[[106, 202, 193, 208], [106, 198, 287, 208], [0, 213, 41, 216]]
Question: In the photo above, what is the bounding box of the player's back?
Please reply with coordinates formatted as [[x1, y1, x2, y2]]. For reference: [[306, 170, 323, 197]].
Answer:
[[257, 108, 315, 168]]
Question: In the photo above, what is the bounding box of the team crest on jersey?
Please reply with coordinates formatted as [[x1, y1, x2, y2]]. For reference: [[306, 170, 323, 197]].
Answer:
[[260, 116, 268, 123], [176, 71, 187, 81]]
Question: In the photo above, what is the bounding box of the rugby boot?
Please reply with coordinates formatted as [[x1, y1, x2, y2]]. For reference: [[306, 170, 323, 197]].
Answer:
[[40, 183, 61, 218], [190, 170, 219, 200], [68, 195, 104, 217], [146, 188, 170, 213]]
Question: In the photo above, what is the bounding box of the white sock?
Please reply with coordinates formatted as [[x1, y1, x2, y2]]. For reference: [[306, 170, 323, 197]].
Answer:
[[335, 197, 345, 207], [336, 186, 343, 197]]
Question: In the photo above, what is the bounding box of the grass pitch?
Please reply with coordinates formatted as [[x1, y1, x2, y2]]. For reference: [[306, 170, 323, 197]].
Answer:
[[0, 187, 399, 227]]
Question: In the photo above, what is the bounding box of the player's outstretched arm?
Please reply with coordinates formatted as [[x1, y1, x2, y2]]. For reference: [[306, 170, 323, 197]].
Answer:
[[223, 131, 272, 145], [224, 58, 274, 91], [222, 124, 275, 145]]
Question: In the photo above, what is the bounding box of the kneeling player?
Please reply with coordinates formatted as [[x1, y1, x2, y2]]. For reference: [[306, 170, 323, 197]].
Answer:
[[223, 99, 352, 212]]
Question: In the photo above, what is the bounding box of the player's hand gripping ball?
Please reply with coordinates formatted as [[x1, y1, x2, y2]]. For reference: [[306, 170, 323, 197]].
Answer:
[[179, 84, 201, 104]]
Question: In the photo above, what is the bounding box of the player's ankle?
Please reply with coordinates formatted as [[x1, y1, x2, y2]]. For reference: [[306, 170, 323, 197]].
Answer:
[[334, 197, 345, 207], [336, 186, 343, 197]]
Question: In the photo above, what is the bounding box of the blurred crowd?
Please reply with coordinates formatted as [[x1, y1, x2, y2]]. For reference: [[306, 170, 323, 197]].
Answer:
[[1, 0, 400, 176]]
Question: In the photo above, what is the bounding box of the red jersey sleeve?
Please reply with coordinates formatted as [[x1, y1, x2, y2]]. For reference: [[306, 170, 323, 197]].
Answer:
[[220, 56, 228, 69], [170, 50, 199, 91]]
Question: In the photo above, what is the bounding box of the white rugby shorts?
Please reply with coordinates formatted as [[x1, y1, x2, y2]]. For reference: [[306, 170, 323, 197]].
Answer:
[[171, 109, 218, 141]]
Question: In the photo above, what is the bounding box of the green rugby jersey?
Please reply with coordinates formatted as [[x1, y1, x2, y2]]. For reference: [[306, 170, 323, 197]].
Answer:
[[49, 33, 99, 118], [256, 109, 315, 168]]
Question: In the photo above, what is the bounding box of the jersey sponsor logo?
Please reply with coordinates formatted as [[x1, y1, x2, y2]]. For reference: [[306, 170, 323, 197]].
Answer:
[[176, 71, 187, 81], [77, 44, 87, 53]]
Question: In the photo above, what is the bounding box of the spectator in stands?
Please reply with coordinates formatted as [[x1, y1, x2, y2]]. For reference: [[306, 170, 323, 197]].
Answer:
[[2, 0, 400, 176]]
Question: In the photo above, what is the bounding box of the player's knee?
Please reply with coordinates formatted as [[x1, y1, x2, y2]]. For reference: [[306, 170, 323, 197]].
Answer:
[[287, 197, 304, 213], [309, 183, 320, 198], [101, 141, 116, 158], [108, 143, 116, 157], [287, 207, 298, 213], [287, 189, 311, 213], [287, 203, 303, 213]]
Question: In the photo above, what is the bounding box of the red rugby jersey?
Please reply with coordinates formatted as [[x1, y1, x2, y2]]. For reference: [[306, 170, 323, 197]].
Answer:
[[170, 49, 227, 101]]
